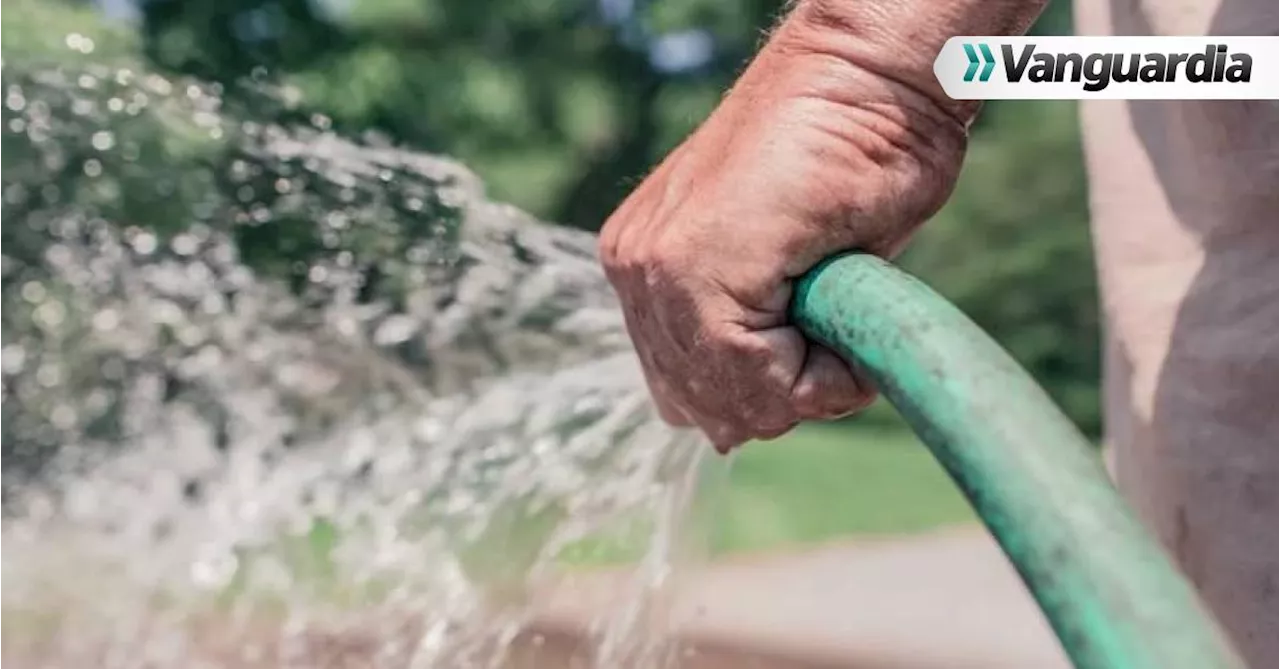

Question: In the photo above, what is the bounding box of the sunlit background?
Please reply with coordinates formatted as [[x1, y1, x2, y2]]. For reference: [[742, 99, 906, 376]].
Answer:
[[3, 0, 1098, 554]]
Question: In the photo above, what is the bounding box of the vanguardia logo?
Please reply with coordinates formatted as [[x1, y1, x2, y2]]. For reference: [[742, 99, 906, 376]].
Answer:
[[956, 41, 1254, 91], [1000, 44, 1252, 91], [935, 37, 1277, 100]]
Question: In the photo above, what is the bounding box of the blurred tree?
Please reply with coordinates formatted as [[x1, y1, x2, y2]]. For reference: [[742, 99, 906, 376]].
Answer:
[[131, 0, 787, 228], [128, 0, 1074, 226], [4, 0, 1100, 433], [899, 99, 1101, 433], [2, 0, 139, 62]]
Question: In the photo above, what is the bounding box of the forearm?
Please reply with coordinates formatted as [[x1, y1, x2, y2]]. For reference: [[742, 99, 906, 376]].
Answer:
[[760, 0, 1050, 125]]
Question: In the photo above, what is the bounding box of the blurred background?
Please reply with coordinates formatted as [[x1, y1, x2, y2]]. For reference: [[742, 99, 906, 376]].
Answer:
[[3, 0, 1097, 555]]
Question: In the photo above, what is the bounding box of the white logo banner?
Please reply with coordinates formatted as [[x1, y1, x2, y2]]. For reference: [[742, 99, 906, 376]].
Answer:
[[934, 36, 1280, 100]]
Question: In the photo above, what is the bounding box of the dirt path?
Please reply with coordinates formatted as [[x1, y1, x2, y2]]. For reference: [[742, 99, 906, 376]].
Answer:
[[6, 527, 1073, 668], [531, 526, 1073, 668]]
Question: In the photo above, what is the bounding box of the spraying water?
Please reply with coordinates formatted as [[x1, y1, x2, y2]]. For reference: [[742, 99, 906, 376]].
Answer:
[[2, 51, 714, 668]]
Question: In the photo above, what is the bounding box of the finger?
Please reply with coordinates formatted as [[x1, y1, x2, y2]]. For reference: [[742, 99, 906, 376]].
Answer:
[[791, 343, 877, 420], [686, 413, 751, 454], [642, 364, 696, 427], [613, 281, 697, 428], [704, 327, 803, 437], [754, 419, 800, 442]]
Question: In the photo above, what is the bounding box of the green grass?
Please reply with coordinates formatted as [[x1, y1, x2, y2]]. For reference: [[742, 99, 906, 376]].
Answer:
[[558, 409, 977, 565], [708, 418, 976, 553]]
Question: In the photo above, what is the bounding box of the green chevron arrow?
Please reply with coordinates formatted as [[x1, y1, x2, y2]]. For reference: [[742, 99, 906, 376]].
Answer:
[[963, 43, 997, 82]]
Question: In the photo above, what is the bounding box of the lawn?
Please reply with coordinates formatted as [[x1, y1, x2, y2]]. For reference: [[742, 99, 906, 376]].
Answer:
[[711, 417, 976, 553], [557, 405, 977, 566]]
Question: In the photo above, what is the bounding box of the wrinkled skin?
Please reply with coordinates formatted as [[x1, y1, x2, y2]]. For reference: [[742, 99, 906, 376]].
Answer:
[[599, 12, 973, 451]]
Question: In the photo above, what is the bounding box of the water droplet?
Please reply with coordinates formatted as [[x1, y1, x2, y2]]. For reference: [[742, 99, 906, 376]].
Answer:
[[34, 300, 66, 328], [51, 405, 77, 429], [4, 183, 28, 206], [21, 281, 46, 303], [63, 33, 95, 54], [83, 159, 102, 177], [36, 362, 61, 387], [1, 345, 27, 375], [90, 130, 115, 151], [92, 309, 120, 332], [373, 315, 418, 346], [146, 75, 172, 96], [131, 232, 158, 255], [171, 234, 199, 256], [6, 89, 26, 111], [190, 550, 239, 589]]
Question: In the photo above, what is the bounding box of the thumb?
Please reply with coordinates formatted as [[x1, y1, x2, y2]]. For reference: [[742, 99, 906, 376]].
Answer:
[[790, 343, 877, 420]]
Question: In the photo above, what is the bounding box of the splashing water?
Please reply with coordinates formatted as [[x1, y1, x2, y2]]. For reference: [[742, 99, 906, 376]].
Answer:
[[2, 53, 713, 668]]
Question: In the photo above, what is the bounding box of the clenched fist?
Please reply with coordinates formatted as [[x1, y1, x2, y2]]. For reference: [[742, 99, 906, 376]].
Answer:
[[599, 3, 989, 451]]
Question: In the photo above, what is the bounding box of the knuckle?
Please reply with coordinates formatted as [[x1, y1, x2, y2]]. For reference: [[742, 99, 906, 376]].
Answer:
[[598, 240, 628, 285], [728, 335, 775, 367], [648, 232, 696, 274], [719, 391, 796, 439], [754, 421, 797, 441], [750, 400, 799, 431], [744, 412, 796, 439], [640, 259, 667, 291], [711, 429, 749, 452], [597, 226, 617, 262], [792, 385, 833, 417], [693, 328, 729, 356], [792, 381, 822, 411]]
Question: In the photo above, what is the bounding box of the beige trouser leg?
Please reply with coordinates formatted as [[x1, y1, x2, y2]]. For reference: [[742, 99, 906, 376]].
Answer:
[[1074, 1, 1279, 667]]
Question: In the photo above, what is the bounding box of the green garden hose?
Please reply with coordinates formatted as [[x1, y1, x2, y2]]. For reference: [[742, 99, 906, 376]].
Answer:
[[790, 252, 1245, 669]]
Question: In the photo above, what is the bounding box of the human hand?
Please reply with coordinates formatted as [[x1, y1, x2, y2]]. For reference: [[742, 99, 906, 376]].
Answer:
[[599, 7, 976, 451]]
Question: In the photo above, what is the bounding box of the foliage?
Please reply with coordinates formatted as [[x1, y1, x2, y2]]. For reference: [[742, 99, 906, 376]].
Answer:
[[128, 0, 789, 227], [2, 0, 1101, 434], [901, 99, 1101, 433], [2, 0, 138, 63]]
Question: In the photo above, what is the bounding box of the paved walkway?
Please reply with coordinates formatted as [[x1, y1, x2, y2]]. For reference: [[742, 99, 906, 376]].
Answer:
[[529, 527, 1073, 668]]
